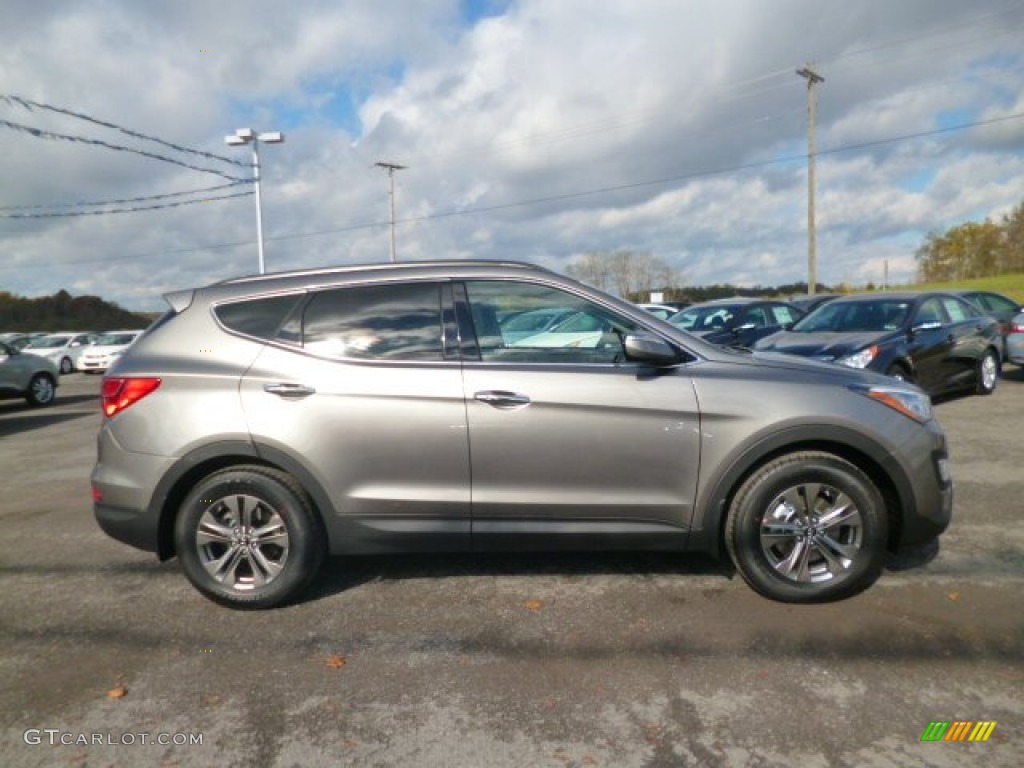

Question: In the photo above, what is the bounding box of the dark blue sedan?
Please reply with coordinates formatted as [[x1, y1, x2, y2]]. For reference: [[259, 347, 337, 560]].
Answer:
[[667, 298, 804, 349], [754, 292, 1002, 396]]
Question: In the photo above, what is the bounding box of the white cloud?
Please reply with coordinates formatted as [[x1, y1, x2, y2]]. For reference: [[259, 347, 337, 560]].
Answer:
[[1, 0, 1023, 309]]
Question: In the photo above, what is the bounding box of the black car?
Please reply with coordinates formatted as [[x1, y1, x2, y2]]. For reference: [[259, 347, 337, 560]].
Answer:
[[952, 290, 1023, 362], [754, 292, 1002, 396], [667, 298, 804, 349], [788, 293, 841, 313]]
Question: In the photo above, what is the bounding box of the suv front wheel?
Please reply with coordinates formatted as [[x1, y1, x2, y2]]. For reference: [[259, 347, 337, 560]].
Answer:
[[725, 452, 887, 603], [174, 466, 326, 609]]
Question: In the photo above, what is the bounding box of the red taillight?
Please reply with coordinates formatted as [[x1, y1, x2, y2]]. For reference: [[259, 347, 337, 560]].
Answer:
[[1012, 322, 1024, 334], [101, 377, 161, 418], [91, 485, 103, 502]]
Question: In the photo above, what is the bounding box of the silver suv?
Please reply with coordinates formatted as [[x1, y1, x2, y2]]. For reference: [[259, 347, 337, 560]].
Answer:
[[92, 261, 952, 608]]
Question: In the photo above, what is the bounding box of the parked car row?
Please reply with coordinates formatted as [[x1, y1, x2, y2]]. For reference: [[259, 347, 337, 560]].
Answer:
[[638, 289, 1020, 399], [0, 329, 145, 408]]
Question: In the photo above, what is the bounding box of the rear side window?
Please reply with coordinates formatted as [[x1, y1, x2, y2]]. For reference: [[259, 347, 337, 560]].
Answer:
[[215, 294, 304, 340], [302, 283, 443, 361]]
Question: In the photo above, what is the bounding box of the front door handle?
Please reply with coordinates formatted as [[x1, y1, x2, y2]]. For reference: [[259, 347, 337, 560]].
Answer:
[[474, 390, 531, 408], [264, 383, 316, 399]]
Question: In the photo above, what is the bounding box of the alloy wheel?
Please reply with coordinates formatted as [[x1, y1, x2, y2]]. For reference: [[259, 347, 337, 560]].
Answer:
[[194, 494, 291, 591], [759, 482, 864, 584]]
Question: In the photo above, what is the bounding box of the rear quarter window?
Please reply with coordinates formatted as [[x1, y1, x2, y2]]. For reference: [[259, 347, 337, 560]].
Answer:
[[214, 294, 304, 340]]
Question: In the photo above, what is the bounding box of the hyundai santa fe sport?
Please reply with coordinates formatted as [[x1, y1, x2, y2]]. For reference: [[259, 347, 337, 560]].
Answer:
[[92, 261, 952, 608]]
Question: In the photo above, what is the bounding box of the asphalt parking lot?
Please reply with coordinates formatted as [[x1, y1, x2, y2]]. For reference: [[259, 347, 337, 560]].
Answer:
[[1, 370, 1022, 767]]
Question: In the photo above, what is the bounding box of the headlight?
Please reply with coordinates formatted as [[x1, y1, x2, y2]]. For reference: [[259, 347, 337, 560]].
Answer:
[[854, 384, 933, 423], [838, 345, 878, 369]]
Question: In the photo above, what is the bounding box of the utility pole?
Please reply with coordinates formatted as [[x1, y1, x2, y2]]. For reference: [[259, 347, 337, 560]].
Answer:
[[797, 65, 824, 295], [375, 161, 407, 262]]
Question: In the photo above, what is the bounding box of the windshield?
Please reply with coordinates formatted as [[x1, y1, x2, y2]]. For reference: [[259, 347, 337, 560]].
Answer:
[[669, 304, 743, 331], [793, 300, 911, 333], [26, 335, 70, 349]]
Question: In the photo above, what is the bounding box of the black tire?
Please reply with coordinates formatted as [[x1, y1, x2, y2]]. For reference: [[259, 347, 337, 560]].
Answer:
[[59, 356, 72, 375], [725, 451, 887, 603], [24, 373, 57, 407], [885, 363, 910, 383], [974, 349, 999, 395], [174, 465, 326, 609]]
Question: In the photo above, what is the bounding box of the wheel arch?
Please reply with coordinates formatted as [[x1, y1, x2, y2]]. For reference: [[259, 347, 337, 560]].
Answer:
[[689, 426, 908, 558], [150, 441, 335, 560]]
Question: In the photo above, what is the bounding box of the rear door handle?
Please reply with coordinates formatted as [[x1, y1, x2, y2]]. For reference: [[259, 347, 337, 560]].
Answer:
[[264, 383, 316, 399], [474, 390, 531, 408]]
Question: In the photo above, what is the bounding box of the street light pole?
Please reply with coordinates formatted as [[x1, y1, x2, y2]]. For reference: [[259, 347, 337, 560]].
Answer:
[[797, 65, 824, 295], [375, 161, 407, 262], [226, 128, 284, 275]]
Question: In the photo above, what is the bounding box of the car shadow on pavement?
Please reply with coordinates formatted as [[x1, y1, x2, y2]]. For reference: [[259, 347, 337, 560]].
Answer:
[[1001, 365, 1024, 383], [308, 550, 735, 602], [885, 538, 940, 571], [0, 410, 94, 438]]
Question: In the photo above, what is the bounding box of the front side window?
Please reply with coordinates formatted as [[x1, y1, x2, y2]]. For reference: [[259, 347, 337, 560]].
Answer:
[[915, 298, 947, 326], [302, 282, 444, 361], [464, 281, 642, 364]]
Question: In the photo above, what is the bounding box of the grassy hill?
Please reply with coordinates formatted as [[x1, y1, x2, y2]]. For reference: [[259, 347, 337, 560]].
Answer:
[[896, 273, 1024, 303]]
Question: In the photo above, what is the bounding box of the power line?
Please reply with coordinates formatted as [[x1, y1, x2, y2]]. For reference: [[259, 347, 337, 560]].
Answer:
[[0, 189, 253, 219], [5, 109, 1020, 270], [0, 180, 251, 212], [1, 94, 247, 168], [0, 117, 249, 182]]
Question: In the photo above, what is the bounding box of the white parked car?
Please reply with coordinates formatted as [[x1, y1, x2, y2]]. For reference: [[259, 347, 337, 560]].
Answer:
[[78, 330, 145, 374], [21, 332, 97, 374]]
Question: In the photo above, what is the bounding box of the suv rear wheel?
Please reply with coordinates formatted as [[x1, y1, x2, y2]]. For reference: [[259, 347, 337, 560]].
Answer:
[[174, 466, 326, 609], [725, 452, 886, 603]]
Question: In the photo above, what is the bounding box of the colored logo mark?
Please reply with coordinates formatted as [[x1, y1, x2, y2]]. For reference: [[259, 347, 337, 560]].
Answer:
[[920, 720, 997, 742]]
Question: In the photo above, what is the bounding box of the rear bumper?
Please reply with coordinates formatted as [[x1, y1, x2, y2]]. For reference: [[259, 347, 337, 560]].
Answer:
[[94, 502, 159, 552], [91, 426, 175, 554]]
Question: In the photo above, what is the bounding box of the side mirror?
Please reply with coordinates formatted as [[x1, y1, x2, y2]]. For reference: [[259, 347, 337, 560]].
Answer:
[[624, 333, 680, 366]]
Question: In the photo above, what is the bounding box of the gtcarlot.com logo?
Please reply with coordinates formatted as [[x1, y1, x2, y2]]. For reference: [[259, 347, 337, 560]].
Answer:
[[23, 729, 203, 747], [920, 720, 997, 742]]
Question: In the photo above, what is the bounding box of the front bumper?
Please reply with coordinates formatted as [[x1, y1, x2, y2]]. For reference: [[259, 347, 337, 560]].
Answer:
[[894, 417, 953, 546]]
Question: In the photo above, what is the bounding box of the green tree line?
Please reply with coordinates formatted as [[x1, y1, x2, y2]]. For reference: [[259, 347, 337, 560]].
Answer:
[[0, 289, 154, 332], [916, 200, 1024, 282]]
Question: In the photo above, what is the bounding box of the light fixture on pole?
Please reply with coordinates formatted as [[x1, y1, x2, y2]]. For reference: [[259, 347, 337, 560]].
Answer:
[[225, 128, 284, 275], [375, 161, 406, 262]]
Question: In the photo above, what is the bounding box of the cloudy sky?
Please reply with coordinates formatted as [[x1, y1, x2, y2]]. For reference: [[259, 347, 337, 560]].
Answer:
[[2, 0, 1023, 310]]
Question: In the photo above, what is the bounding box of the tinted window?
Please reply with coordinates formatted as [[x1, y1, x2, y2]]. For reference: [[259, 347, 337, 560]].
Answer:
[[915, 298, 946, 326], [216, 294, 304, 340], [742, 306, 770, 326], [303, 283, 443, 361], [975, 293, 1018, 314]]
